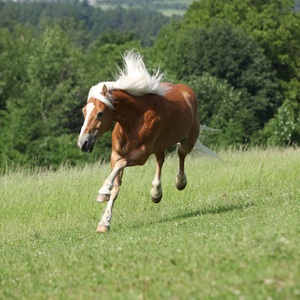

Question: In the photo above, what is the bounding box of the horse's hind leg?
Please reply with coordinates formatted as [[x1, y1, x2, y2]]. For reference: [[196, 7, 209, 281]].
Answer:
[[176, 144, 188, 190], [151, 152, 165, 203], [176, 125, 199, 191]]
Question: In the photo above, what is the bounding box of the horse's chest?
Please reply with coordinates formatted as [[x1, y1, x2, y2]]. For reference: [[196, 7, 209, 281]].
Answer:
[[113, 118, 160, 156]]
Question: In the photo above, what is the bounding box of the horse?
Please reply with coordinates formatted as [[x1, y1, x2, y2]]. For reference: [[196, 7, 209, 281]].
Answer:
[[78, 50, 220, 233]]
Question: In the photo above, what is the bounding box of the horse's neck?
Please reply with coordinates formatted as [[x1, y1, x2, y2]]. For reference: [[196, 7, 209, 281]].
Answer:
[[112, 91, 143, 133]]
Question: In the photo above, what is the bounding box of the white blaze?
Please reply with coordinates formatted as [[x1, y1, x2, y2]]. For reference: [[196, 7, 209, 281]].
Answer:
[[80, 102, 95, 137]]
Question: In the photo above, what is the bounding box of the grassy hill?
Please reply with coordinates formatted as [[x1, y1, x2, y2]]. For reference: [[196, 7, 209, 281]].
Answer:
[[0, 147, 299, 299]]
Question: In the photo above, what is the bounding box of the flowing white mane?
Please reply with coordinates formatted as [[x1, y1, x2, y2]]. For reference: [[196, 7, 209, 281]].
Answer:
[[87, 50, 168, 109]]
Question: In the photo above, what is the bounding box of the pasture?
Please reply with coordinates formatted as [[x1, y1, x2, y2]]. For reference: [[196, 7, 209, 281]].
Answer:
[[0, 147, 299, 299]]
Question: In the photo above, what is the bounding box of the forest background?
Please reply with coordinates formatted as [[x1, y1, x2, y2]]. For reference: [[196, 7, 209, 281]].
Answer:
[[0, 0, 299, 170]]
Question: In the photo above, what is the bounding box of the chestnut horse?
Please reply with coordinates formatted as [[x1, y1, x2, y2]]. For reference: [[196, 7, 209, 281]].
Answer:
[[78, 51, 220, 233]]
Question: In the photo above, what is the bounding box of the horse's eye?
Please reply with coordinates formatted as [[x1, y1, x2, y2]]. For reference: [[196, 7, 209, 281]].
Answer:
[[96, 111, 104, 119]]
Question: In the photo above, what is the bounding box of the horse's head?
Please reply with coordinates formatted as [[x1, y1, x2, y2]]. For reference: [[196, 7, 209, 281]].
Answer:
[[78, 85, 114, 153]]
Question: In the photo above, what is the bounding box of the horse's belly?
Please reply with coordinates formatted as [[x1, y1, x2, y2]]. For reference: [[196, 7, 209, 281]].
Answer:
[[152, 125, 190, 153], [152, 107, 198, 152]]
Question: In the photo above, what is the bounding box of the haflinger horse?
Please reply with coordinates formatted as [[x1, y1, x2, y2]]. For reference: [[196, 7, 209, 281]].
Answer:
[[78, 50, 220, 233]]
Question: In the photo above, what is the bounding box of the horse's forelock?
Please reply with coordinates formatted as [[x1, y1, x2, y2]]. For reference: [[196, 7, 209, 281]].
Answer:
[[87, 83, 115, 109]]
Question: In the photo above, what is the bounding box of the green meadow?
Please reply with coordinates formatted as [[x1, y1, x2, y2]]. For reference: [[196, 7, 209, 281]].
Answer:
[[0, 147, 299, 299]]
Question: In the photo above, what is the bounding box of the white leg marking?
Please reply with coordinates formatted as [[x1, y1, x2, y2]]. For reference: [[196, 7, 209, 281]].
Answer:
[[98, 187, 119, 228], [98, 180, 113, 196], [98, 159, 127, 196], [151, 154, 164, 202], [151, 177, 162, 199], [98, 199, 114, 227]]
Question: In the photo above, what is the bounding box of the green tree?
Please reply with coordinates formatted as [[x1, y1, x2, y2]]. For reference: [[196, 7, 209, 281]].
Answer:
[[182, 0, 300, 145], [186, 74, 251, 146], [88, 29, 139, 52], [0, 25, 33, 111], [0, 1, 170, 48], [38, 14, 92, 50], [257, 101, 300, 145], [184, 0, 299, 82], [0, 27, 85, 167], [153, 21, 280, 142]]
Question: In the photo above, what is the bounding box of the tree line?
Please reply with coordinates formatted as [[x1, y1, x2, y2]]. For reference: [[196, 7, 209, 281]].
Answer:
[[0, 0, 170, 47], [96, 0, 191, 11], [0, 0, 299, 170]]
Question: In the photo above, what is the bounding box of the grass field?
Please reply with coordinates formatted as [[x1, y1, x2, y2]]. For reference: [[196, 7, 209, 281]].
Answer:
[[0, 147, 299, 299]]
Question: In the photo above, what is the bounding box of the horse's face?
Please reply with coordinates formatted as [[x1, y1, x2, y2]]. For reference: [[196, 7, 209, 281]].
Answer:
[[78, 98, 114, 153]]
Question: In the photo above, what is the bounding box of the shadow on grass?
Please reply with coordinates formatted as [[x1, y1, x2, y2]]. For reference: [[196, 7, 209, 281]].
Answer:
[[129, 201, 256, 230]]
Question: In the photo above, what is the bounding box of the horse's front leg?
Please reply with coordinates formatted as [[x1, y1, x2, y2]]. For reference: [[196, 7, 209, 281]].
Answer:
[[96, 150, 124, 233], [96, 158, 127, 203], [96, 147, 150, 232], [96, 173, 122, 233], [151, 152, 165, 203]]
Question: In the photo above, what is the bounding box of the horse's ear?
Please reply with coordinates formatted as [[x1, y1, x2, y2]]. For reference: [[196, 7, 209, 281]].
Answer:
[[101, 84, 108, 97]]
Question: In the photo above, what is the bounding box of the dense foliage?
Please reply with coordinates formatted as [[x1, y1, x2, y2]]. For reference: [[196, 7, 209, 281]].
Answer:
[[0, 0, 299, 169], [0, 1, 170, 47], [154, 21, 281, 143], [180, 0, 300, 145]]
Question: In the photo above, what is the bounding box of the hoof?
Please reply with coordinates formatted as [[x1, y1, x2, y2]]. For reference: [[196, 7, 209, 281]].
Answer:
[[176, 174, 187, 191], [96, 224, 110, 233], [176, 182, 187, 191], [95, 193, 110, 203], [151, 191, 162, 204]]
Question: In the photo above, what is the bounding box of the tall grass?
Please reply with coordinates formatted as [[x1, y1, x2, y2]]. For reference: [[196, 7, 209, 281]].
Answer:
[[0, 147, 299, 299]]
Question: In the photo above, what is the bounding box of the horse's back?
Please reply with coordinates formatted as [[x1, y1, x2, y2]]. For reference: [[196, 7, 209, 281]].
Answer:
[[163, 83, 198, 112], [162, 83, 199, 125]]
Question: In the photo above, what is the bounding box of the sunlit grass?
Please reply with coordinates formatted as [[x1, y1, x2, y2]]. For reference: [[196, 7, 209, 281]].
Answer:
[[0, 147, 299, 299]]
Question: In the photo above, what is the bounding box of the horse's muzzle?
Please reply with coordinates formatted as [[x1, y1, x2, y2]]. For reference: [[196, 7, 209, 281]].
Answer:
[[78, 134, 95, 153]]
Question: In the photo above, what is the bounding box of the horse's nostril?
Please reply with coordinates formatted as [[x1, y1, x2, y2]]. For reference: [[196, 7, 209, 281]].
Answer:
[[82, 141, 88, 150]]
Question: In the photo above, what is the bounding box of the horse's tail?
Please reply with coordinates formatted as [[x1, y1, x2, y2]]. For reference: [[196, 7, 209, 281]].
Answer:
[[192, 125, 223, 161]]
